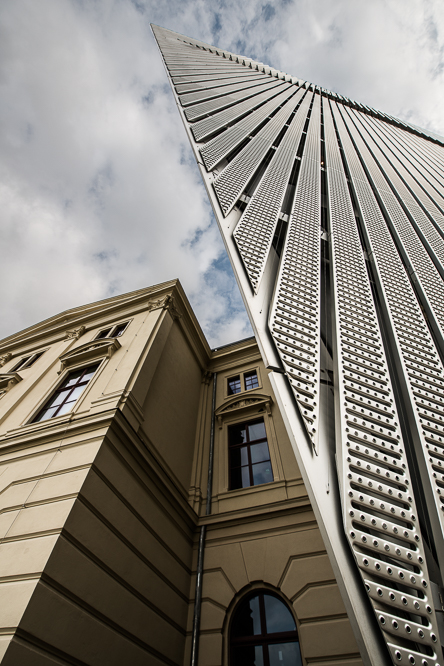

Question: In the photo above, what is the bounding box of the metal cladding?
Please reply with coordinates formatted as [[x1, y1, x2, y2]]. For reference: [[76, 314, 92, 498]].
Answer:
[[153, 24, 444, 666]]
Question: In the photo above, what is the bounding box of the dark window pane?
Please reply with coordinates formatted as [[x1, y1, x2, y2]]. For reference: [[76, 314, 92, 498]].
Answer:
[[252, 461, 273, 486], [248, 421, 266, 442], [230, 446, 249, 468], [244, 370, 259, 390], [228, 375, 241, 395], [113, 322, 128, 337], [264, 595, 296, 634], [250, 442, 270, 464], [26, 351, 44, 368], [230, 466, 251, 490], [230, 467, 243, 490], [229, 423, 247, 445], [64, 369, 85, 387], [96, 328, 112, 339], [14, 356, 31, 371], [268, 642, 302, 666], [232, 595, 262, 637], [32, 364, 99, 423], [232, 645, 264, 666]]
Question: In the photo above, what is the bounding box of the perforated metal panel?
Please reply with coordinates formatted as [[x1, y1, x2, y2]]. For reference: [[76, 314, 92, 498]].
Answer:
[[200, 84, 294, 170], [191, 81, 288, 143], [326, 99, 442, 666], [153, 23, 444, 666], [233, 91, 312, 291], [267, 93, 321, 445]]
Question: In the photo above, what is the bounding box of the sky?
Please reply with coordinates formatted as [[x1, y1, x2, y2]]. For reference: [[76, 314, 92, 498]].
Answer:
[[1, 0, 444, 346]]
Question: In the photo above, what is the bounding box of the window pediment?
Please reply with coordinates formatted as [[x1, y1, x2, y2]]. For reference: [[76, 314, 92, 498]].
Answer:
[[215, 392, 272, 428], [59, 338, 121, 373], [0, 372, 22, 392]]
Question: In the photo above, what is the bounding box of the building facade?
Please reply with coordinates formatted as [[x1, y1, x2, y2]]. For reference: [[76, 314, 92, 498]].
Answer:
[[152, 25, 444, 666], [0, 281, 361, 665]]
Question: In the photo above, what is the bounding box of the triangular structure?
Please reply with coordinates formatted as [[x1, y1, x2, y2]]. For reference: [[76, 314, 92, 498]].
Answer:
[[153, 24, 444, 666]]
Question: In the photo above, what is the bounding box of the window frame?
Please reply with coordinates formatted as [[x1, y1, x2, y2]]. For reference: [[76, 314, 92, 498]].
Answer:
[[12, 350, 45, 372], [28, 360, 103, 425], [227, 375, 241, 395], [95, 321, 129, 340], [228, 418, 273, 490], [225, 366, 262, 398], [229, 590, 302, 666]]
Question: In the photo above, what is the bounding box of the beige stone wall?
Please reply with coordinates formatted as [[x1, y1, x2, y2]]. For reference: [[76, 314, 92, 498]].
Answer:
[[185, 343, 363, 666], [194, 511, 362, 666], [0, 283, 365, 665], [0, 284, 204, 664]]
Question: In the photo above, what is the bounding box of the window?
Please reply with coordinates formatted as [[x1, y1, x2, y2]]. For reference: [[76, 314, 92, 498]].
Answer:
[[12, 351, 45, 372], [33, 363, 100, 422], [228, 375, 241, 395], [96, 322, 129, 340], [230, 591, 302, 666], [244, 370, 259, 391], [227, 369, 260, 396], [229, 419, 273, 489]]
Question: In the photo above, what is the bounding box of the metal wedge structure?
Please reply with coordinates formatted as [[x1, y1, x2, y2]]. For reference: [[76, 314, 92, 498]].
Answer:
[[152, 23, 444, 666]]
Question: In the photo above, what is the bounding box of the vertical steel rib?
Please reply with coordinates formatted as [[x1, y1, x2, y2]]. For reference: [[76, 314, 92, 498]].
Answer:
[[233, 91, 312, 292], [325, 98, 442, 666], [268, 93, 321, 446]]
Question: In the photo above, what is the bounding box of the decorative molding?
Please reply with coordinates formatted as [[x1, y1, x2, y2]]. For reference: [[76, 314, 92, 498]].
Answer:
[[201, 370, 212, 385], [0, 353, 12, 368], [0, 372, 22, 392], [215, 392, 272, 428], [147, 294, 181, 320], [65, 325, 86, 341], [59, 338, 121, 373]]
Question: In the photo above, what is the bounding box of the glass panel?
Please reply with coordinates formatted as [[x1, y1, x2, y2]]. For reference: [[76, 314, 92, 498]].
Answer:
[[80, 365, 98, 382], [232, 645, 264, 666], [228, 376, 241, 395], [56, 400, 76, 416], [26, 352, 44, 367], [250, 442, 270, 464], [252, 461, 273, 486], [264, 595, 296, 634], [35, 406, 59, 422], [232, 595, 262, 637], [64, 385, 84, 403], [245, 371, 259, 390], [268, 642, 302, 666], [231, 466, 251, 490], [229, 423, 247, 445], [241, 466, 251, 488], [230, 446, 249, 467], [247, 421, 266, 442], [113, 323, 128, 337], [14, 357, 31, 371], [64, 368, 85, 387], [47, 388, 71, 408], [96, 328, 111, 339], [231, 467, 242, 490]]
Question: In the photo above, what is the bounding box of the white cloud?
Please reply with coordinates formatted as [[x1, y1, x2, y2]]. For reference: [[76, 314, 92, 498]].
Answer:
[[0, 0, 442, 346]]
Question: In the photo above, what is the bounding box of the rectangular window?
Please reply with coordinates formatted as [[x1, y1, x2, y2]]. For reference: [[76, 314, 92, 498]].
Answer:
[[95, 322, 129, 340], [33, 363, 100, 422], [227, 375, 241, 395], [229, 419, 273, 490], [13, 351, 45, 371], [244, 370, 259, 391]]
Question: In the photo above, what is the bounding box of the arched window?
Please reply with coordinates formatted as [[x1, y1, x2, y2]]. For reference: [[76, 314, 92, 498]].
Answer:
[[230, 591, 302, 665]]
